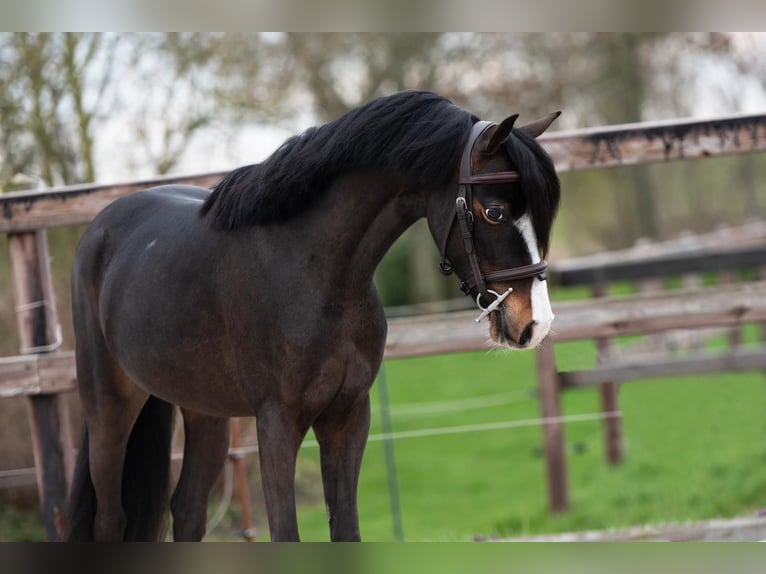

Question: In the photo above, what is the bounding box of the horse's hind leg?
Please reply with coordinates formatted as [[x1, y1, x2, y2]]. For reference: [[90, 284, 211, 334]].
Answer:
[[313, 394, 371, 541], [170, 410, 230, 541], [75, 329, 148, 540], [72, 272, 151, 541]]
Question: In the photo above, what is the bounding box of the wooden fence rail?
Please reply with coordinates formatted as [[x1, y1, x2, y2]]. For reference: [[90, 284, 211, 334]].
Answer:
[[385, 280, 766, 353], [539, 220, 766, 512], [0, 276, 766, 390], [1, 112, 765, 538], [2, 113, 765, 233], [540, 112, 766, 172], [0, 173, 227, 233], [4, 278, 766, 388]]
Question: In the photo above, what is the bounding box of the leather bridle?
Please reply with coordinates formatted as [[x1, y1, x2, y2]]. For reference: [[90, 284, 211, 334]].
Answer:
[[438, 121, 548, 321]]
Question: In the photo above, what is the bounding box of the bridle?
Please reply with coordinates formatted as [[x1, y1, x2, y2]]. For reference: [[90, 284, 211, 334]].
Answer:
[[438, 121, 549, 322]]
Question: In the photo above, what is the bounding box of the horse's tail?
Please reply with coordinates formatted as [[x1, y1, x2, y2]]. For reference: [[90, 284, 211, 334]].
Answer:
[[66, 395, 176, 541]]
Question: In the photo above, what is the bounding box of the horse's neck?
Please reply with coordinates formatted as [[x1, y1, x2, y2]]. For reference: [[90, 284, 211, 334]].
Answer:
[[283, 175, 424, 293]]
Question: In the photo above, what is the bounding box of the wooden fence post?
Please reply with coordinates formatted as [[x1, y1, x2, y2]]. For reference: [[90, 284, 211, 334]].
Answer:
[[593, 283, 624, 465], [536, 337, 569, 512], [721, 270, 743, 348], [9, 228, 74, 541]]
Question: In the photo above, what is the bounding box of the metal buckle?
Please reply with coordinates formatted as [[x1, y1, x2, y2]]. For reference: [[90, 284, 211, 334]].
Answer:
[[474, 288, 513, 323], [456, 197, 474, 225]]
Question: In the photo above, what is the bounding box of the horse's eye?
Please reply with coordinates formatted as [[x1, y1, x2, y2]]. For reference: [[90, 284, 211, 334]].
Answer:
[[485, 207, 505, 222]]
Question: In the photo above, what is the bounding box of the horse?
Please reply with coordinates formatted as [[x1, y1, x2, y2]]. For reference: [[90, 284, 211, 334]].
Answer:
[[65, 90, 561, 542]]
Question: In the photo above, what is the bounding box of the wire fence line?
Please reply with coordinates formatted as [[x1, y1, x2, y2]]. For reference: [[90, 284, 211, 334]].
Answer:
[[389, 389, 537, 417], [0, 392, 619, 538], [0, 405, 623, 540], [0, 409, 621, 485], [225, 410, 623, 458], [206, 409, 624, 539]]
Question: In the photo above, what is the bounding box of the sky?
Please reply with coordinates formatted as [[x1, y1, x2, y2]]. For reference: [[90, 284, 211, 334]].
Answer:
[[93, 33, 766, 185]]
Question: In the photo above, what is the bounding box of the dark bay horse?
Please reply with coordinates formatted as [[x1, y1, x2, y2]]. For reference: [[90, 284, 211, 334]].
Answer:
[[66, 91, 561, 541]]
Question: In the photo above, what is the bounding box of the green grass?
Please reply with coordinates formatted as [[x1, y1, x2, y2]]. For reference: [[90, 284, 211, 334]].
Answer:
[[0, 506, 45, 541], [285, 324, 766, 541]]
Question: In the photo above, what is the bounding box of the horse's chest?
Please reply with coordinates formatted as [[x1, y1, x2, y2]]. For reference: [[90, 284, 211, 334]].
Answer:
[[266, 319, 383, 413], [291, 348, 377, 419]]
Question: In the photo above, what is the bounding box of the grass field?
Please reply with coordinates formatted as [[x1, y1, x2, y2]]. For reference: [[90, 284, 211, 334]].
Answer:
[[277, 329, 766, 541], [3, 313, 766, 542]]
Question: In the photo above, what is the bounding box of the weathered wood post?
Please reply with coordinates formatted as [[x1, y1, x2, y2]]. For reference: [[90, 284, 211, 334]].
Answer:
[[721, 269, 743, 348], [7, 179, 74, 541], [592, 283, 624, 465], [536, 337, 569, 512]]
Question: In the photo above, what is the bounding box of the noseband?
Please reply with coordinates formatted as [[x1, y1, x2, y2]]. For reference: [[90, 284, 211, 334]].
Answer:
[[438, 121, 548, 321]]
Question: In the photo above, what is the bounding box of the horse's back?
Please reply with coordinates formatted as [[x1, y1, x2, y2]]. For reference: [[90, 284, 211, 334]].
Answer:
[[86, 185, 209, 237], [74, 184, 209, 298]]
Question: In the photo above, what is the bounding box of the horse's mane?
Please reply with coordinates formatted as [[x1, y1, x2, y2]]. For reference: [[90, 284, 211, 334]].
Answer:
[[504, 129, 561, 257], [200, 91, 475, 230], [199, 90, 560, 250]]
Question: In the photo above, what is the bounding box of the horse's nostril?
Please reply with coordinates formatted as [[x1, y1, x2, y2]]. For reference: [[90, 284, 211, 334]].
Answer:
[[518, 321, 536, 347]]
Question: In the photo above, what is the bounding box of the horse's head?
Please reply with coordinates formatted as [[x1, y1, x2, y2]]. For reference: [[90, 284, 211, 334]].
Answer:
[[428, 112, 561, 350]]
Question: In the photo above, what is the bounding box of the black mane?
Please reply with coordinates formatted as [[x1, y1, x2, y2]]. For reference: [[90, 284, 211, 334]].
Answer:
[[200, 91, 475, 229], [505, 128, 561, 257]]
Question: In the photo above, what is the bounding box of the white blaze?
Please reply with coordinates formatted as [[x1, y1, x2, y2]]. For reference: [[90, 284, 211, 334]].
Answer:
[[513, 213, 554, 347]]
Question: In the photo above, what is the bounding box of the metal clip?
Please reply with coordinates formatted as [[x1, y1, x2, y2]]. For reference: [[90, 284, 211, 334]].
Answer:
[[456, 196, 473, 226], [474, 288, 513, 323]]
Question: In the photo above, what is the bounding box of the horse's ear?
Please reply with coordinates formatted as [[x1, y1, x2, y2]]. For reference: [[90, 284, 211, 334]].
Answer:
[[483, 114, 519, 154], [518, 111, 561, 139]]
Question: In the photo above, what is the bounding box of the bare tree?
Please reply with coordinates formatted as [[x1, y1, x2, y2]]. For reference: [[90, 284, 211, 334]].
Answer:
[[0, 33, 118, 187]]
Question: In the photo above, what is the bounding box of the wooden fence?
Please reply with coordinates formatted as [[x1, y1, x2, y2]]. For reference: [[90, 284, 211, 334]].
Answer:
[[1, 112, 765, 539], [541, 225, 766, 512]]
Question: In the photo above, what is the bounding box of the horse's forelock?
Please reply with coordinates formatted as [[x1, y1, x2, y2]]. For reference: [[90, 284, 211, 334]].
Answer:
[[504, 130, 560, 257]]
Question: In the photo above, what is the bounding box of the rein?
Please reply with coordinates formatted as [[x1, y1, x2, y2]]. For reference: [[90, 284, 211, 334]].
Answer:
[[438, 121, 548, 322]]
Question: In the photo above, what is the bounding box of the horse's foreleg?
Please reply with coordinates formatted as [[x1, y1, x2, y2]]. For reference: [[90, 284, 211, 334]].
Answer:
[[313, 394, 371, 542], [170, 410, 230, 541], [256, 407, 305, 541]]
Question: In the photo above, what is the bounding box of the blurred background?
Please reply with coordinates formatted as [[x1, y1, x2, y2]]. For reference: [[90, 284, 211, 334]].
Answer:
[[2, 33, 765, 310], [1, 32, 766, 540]]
